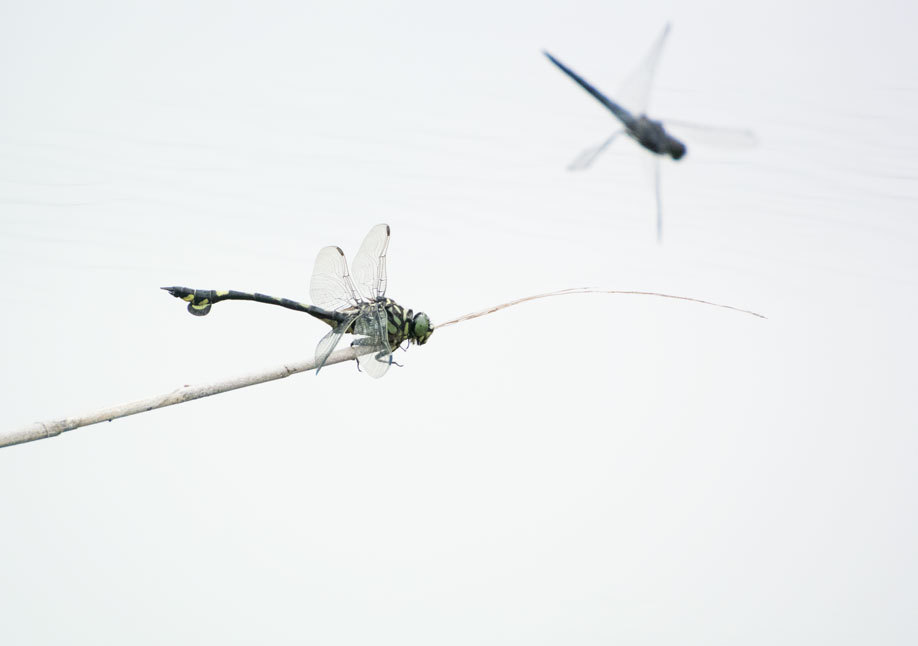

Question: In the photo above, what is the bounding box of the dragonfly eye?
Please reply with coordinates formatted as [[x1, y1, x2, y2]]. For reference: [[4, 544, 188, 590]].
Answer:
[[411, 312, 432, 345], [670, 140, 687, 160]]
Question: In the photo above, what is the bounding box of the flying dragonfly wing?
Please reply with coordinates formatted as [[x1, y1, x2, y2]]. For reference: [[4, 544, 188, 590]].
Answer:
[[314, 314, 359, 374], [662, 119, 758, 149], [653, 156, 663, 243], [310, 245, 361, 311], [616, 22, 671, 117], [568, 131, 622, 170], [351, 223, 390, 302], [351, 302, 392, 379]]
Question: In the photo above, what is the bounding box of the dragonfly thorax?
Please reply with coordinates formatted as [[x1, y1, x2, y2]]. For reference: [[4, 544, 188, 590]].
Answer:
[[378, 299, 433, 347], [631, 116, 686, 160]]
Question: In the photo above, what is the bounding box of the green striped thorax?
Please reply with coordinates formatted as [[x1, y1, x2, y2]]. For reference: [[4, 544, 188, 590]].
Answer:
[[378, 299, 433, 347]]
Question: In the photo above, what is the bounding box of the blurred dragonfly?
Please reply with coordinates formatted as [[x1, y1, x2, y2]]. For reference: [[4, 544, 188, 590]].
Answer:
[[545, 23, 755, 242], [164, 224, 433, 378]]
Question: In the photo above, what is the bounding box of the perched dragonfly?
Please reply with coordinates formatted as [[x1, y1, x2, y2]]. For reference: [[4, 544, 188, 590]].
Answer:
[[163, 224, 433, 378], [544, 23, 755, 242]]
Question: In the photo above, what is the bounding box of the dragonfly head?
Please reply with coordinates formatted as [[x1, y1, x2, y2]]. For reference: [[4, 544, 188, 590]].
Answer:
[[668, 138, 687, 160], [410, 311, 433, 345]]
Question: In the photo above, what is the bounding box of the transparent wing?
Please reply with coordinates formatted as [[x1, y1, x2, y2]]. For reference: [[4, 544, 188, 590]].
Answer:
[[653, 156, 663, 244], [663, 119, 758, 149], [351, 224, 390, 302], [352, 302, 392, 379], [634, 154, 664, 243], [310, 245, 360, 312], [568, 131, 621, 171], [314, 314, 357, 374], [616, 22, 671, 116]]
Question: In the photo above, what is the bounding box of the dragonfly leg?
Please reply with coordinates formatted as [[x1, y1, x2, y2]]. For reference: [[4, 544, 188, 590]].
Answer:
[[349, 338, 369, 372], [350, 338, 395, 372], [353, 349, 397, 371]]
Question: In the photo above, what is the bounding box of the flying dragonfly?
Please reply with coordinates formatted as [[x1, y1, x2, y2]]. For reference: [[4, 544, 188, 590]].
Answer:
[[163, 224, 433, 378], [544, 23, 755, 242]]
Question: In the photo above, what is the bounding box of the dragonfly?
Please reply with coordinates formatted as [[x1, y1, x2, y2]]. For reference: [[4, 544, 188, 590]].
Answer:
[[544, 23, 755, 242], [162, 224, 433, 378]]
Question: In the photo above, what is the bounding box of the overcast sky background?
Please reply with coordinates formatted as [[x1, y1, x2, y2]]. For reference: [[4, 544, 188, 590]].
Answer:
[[2, 1, 917, 644]]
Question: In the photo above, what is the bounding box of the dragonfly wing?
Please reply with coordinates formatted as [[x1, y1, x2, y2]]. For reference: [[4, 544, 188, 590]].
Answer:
[[663, 119, 757, 149], [653, 156, 663, 244], [351, 224, 390, 301], [310, 245, 361, 311], [352, 302, 392, 379], [568, 131, 621, 171], [617, 22, 671, 116], [314, 314, 358, 374]]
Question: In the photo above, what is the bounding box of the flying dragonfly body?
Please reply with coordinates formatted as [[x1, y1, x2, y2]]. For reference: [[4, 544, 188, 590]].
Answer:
[[163, 224, 432, 378], [544, 23, 755, 242]]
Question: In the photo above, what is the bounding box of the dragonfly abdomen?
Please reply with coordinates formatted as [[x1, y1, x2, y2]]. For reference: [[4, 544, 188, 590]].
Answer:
[[162, 286, 347, 326]]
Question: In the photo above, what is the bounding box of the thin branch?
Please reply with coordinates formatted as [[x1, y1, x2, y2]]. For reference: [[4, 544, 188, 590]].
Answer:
[[0, 345, 375, 449], [2, 287, 765, 450], [436, 286, 766, 328]]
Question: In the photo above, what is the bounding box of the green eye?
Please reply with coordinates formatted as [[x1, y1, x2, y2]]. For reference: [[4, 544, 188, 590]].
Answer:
[[413, 312, 432, 344]]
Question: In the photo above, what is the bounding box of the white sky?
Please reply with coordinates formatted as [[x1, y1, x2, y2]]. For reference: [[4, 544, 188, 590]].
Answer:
[[1, 1, 917, 644]]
